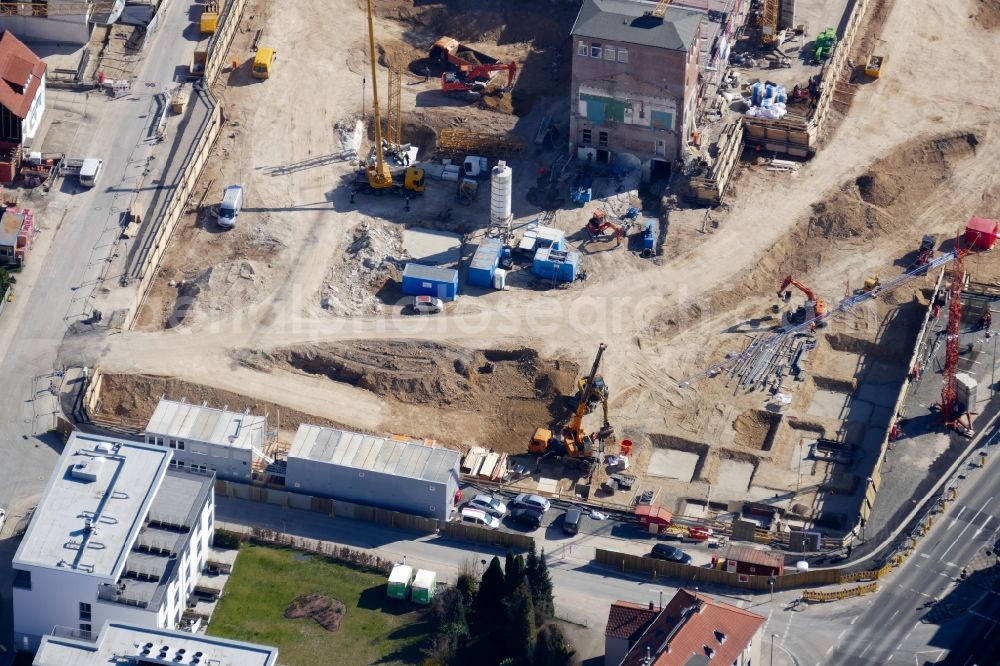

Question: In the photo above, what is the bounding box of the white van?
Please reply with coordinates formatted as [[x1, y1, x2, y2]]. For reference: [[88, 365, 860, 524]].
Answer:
[[79, 159, 103, 187], [217, 185, 244, 229], [460, 507, 500, 529]]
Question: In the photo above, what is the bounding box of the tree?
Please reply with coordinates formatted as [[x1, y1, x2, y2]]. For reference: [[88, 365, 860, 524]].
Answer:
[[0, 268, 13, 297], [429, 586, 467, 631], [532, 624, 576, 666], [503, 581, 536, 664], [527, 548, 555, 625], [457, 572, 478, 608], [470, 555, 507, 663], [505, 552, 527, 596]]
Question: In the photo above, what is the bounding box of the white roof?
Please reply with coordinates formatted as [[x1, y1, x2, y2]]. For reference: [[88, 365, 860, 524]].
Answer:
[[145, 399, 267, 451], [413, 569, 436, 588], [34, 622, 278, 666], [288, 424, 460, 485], [14, 433, 170, 579], [389, 564, 414, 583]]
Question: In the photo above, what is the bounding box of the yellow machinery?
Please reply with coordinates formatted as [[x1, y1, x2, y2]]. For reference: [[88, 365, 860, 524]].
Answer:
[[758, 0, 779, 46], [252, 47, 276, 79], [200, 1, 219, 34], [865, 53, 886, 78], [530, 343, 613, 466]]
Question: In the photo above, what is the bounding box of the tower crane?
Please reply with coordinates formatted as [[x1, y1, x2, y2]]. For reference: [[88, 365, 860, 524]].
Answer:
[[937, 238, 974, 433]]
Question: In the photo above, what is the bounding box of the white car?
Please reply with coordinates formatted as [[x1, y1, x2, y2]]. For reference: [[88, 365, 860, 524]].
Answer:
[[512, 493, 551, 513], [468, 494, 507, 517], [0, 507, 7, 533], [412, 295, 443, 314]]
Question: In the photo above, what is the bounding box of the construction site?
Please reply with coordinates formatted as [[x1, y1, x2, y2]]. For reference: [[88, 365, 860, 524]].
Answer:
[[70, 0, 1000, 550]]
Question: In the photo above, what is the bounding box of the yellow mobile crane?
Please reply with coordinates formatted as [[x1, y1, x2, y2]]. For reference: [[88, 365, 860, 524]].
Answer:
[[355, 0, 424, 196]]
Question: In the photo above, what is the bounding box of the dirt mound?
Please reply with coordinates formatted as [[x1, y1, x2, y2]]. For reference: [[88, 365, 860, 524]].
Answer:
[[242, 341, 578, 409], [284, 594, 346, 632], [320, 220, 407, 316], [976, 0, 1000, 30], [855, 171, 903, 207]]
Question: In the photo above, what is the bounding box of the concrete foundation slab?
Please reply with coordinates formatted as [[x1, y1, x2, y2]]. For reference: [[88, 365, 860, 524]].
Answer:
[[402, 227, 462, 266], [647, 449, 699, 482], [808, 390, 851, 420], [716, 459, 754, 492], [536, 477, 559, 494]]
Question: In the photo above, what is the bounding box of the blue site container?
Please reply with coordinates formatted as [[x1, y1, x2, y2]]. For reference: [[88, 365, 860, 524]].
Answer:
[[642, 218, 657, 256], [402, 263, 459, 301], [532, 247, 578, 282], [558, 251, 579, 282], [467, 238, 502, 288]]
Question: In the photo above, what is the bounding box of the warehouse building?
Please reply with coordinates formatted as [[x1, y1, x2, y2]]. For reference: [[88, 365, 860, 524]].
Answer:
[[285, 424, 461, 520], [144, 398, 269, 482], [12, 433, 215, 653]]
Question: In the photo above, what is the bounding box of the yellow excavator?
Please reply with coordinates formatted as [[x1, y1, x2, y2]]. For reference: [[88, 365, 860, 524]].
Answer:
[[355, 0, 424, 196], [530, 343, 614, 469]]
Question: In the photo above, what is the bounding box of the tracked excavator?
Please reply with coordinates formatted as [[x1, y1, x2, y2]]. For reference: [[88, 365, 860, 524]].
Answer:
[[777, 275, 827, 328], [530, 343, 614, 470]]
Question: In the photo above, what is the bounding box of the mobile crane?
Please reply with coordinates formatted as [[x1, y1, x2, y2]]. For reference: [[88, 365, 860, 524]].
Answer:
[[355, 0, 424, 196], [530, 343, 613, 469]]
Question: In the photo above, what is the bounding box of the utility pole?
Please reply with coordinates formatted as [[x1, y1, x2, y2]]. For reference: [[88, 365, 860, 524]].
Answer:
[[770, 633, 778, 666]]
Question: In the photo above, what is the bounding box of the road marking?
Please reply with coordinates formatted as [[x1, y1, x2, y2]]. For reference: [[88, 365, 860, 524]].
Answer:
[[947, 506, 966, 529], [851, 615, 859, 625], [860, 643, 872, 658], [920, 553, 931, 558], [826, 646, 834, 655], [838, 629, 846, 640], [941, 498, 992, 558], [890, 609, 900, 622], [896, 641, 904, 650]]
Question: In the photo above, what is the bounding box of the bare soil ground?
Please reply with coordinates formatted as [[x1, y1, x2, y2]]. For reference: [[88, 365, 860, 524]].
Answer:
[[284, 593, 346, 632]]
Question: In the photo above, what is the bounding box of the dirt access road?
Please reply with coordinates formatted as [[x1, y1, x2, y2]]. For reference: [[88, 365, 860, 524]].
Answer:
[[67, 0, 1000, 452]]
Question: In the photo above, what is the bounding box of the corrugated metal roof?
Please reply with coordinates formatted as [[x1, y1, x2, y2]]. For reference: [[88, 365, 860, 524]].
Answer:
[[571, 0, 702, 51], [145, 399, 267, 451], [289, 424, 460, 484], [403, 263, 458, 282]]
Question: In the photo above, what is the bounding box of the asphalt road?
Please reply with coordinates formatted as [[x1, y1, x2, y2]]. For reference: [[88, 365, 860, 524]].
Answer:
[[0, 0, 208, 655]]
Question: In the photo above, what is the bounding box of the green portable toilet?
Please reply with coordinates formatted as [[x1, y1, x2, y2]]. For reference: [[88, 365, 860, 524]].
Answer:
[[411, 569, 437, 605], [387, 564, 414, 600]]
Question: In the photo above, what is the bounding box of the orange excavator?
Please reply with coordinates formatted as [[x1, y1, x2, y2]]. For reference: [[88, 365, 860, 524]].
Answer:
[[586, 210, 624, 246], [440, 61, 518, 99], [777, 275, 828, 323]]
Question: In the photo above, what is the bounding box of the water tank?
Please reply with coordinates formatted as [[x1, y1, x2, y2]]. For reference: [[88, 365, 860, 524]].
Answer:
[[490, 161, 513, 225]]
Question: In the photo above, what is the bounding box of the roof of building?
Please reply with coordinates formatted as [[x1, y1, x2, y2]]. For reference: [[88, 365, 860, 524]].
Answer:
[[622, 589, 766, 666], [145, 398, 267, 452], [571, 0, 702, 51], [288, 424, 460, 485], [0, 208, 24, 247], [13, 433, 171, 579], [402, 262, 459, 281], [34, 621, 278, 666], [0, 31, 45, 119], [605, 600, 660, 640], [726, 544, 785, 568]]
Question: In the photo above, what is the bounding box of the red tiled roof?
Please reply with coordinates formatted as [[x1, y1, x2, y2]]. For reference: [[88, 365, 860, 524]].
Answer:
[[725, 544, 785, 568], [0, 31, 46, 119], [605, 601, 660, 640], [622, 589, 765, 666]]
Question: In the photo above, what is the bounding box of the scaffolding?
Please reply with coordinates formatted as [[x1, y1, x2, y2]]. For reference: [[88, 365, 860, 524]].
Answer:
[[385, 67, 402, 153], [437, 128, 524, 158]]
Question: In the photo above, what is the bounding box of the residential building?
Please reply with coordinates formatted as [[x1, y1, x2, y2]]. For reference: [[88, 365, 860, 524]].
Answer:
[[144, 398, 269, 482], [570, 0, 702, 179], [285, 424, 461, 520], [34, 621, 278, 666], [0, 206, 35, 266], [13, 433, 215, 653], [0, 30, 45, 182], [604, 600, 660, 666], [619, 589, 765, 666], [0, 1, 123, 45]]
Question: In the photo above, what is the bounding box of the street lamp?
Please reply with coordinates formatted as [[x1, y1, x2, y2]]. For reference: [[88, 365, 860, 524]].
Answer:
[[770, 633, 778, 666], [768, 574, 776, 602]]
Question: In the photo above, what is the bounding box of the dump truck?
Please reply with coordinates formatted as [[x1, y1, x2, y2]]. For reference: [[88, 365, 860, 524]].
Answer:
[[429, 36, 498, 73]]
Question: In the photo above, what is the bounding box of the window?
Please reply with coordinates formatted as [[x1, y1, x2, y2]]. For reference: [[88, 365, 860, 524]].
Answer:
[[578, 41, 588, 56], [598, 131, 609, 148], [293, 482, 301, 488], [79, 623, 91, 636], [604, 46, 615, 60], [13, 569, 30, 590], [581, 128, 592, 145], [79, 602, 92, 622], [617, 48, 628, 63], [655, 139, 666, 156], [590, 43, 602, 58]]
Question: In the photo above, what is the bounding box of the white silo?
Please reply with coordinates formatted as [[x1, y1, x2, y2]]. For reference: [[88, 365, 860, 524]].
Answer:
[[490, 160, 513, 226]]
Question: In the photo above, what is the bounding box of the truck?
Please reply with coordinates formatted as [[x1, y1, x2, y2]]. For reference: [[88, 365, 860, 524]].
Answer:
[[429, 36, 498, 73], [62, 158, 103, 187], [190, 49, 208, 77], [410, 569, 437, 605], [387, 564, 413, 600]]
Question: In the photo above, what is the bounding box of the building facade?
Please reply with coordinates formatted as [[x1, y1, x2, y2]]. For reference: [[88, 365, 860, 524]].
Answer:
[[285, 424, 461, 521], [0, 30, 46, 157], [0, 0, 124, 45], [570, 0, 702, 179], [604, 601, 659, 666], [12, 433, 215, 653], [144, 399, 268, 482], [34, 621, 278, 666]]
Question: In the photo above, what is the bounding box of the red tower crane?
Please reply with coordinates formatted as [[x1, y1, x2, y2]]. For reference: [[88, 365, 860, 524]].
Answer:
[[939, 234, 975, 432]]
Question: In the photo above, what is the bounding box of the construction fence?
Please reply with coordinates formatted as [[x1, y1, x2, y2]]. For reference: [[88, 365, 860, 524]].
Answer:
[[802, 582, 877, 603], [439, 522, 534, 551]]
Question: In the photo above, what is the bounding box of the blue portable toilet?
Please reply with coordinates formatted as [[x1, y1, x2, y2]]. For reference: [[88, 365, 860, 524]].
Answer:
[[467, 238, 502, 288], [642, 218, 657, 257], [402, 263, 459, 301]]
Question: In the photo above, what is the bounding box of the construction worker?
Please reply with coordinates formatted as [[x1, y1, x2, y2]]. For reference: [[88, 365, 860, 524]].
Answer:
[[423, 66, 430, 82], [980, 311, 992, 330]]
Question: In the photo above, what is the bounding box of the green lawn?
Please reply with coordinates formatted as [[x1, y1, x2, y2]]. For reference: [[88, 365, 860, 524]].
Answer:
[[207, 544, 429, 666]]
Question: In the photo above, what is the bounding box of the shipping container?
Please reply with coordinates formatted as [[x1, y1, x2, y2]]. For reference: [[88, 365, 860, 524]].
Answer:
[[532, 247, 579, 282], [966, 216, 998, 251], [402, 263, 459, 301], [387, 564, 414, 600], [467, 238, 502, 287], [411, 569, 437, 605]]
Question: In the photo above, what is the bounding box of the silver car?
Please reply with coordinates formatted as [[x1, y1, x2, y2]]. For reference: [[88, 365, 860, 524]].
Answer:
[[512, 493, 551, 513], [468, 494, 507, 517]]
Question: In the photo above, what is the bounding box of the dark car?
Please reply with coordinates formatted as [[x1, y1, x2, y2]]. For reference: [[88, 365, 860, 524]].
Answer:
[[647, 543, 693, 564], [509, 507, 544, 529]]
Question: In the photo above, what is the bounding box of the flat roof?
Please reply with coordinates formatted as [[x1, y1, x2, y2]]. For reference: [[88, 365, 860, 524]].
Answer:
[[14, 433, 170, 579], [571, 0, 702, 51], [289, 424, 460, 485], [145, 399, 267, 451], [34, 621, 278, 666], [402, 263, 458, 282], [0, 209, 24, 247]]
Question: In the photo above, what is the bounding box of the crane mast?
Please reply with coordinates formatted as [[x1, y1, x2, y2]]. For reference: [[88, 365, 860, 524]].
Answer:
[[364, 0, 392, 189]]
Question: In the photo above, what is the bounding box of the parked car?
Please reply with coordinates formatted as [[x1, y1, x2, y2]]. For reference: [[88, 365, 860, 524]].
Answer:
[[647, 543, 692, 564], [562, 508, 582, 535], [508, 507, 543, 529], [0, 507, 6, 533], [460, 507, 499, 529], [467, 494, 507, 518], [511, 493, 551, 513], [412, 295, 443, 314]]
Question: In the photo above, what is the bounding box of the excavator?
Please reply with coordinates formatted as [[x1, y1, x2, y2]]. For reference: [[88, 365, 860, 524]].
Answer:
[[440, 62, 518, 100], [355, 0, 425, 197], [586, 210, 625, 246], [777, 275, 828, 327], [530, 343, 614, 469]]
